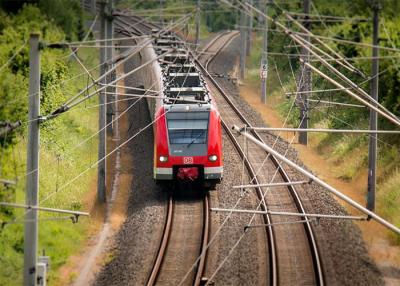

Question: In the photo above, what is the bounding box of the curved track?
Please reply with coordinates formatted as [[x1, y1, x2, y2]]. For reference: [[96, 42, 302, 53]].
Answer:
[[146, 194, 210, 286], [198, 31, 240, 70], [196, 31, 324, 286]]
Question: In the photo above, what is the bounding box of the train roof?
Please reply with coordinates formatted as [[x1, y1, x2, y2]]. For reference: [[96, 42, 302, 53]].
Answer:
[[163, 104, 211, 112], [153, 33, 212, 107]]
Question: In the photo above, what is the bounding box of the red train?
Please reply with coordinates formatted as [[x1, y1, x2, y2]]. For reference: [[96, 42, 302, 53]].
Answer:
[[145, 32, 223, 189]]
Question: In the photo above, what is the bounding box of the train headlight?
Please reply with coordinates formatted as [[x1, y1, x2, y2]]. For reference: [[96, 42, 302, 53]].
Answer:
[[208, 155, 218, 162], [159, 155, 168, 162]]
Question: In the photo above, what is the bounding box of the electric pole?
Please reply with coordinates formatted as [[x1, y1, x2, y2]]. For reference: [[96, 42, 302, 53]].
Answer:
[[240, 8, 247, 80], [98, 1, 107, 203], [106, 0, 114, 135], [298, 0, 311, 145], [367, 1, 380, 212], [260, 0, 268, 104], [246, 0, 253, 56], [24, 32, 40, 286], [195, 0, 200, 48]]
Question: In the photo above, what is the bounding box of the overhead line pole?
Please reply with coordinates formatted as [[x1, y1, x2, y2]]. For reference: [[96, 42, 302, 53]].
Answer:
[[106, 0, 114, 135], [298, 0, 311, 145], [98, 1, 107, 203], [367, 1, 380, 212], [24, 32, 40, 286]]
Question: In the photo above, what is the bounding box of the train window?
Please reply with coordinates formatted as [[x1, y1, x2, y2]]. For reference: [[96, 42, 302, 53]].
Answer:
[[167, 115, 209, 145], [168, 129, 207, 145]]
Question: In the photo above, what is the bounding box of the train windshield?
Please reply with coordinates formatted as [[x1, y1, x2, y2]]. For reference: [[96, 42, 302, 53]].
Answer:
[[166, 112, 209, 145]]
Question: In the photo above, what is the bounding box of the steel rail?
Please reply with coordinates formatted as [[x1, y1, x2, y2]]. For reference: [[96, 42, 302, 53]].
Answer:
[[146, 196, 173, 286], [204, 31, 239, 70], [221, 117, 278, 286], [194, 34, 324, 285], [146, 193, 210, 286], [197, 31, 236, 69], [197, 34, 278, 286], [194, 194, 210, 286]]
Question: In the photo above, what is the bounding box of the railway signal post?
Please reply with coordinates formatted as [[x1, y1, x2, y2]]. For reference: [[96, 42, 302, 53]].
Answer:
[[24, 32, 40, 286], [367, 1, 380, 212]]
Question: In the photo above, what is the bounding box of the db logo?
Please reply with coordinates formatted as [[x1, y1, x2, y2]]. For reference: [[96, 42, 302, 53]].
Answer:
[[183, 157, 193, 164]]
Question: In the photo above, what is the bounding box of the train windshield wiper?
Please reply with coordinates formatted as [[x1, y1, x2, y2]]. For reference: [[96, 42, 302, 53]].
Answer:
[[186, 130, 205, 148]]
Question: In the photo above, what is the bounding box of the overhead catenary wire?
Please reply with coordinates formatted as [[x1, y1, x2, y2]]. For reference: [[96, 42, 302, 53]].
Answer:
[[51, 45, 193, 159], [50, 12, 193, 114], [305, 99, 366, 108], [65, 13, 99, 58], [1, 215, 82, 228], [0, 39, 28, 73], [211, 208, 367, 220], [0, 202, 89, 216], [236, 6, 400, 53], [248, 127, 400, 134], [241, 1, 400, 126], [51, 34, 148, 46], [303, 60, 400, 127], [287, 11, 369, 21]]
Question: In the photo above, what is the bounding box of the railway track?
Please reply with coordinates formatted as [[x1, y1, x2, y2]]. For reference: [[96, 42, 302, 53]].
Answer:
[[146, 193, 210, 286], [195, 31, 325, 285], [198, 31, 240, 70], [114, 14, 324, 285]]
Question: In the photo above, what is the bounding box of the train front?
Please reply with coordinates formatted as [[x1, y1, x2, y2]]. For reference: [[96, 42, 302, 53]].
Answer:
[[154, 104, 223, 188]]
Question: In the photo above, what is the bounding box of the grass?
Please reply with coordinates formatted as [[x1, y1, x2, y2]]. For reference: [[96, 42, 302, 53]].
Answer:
[[378, 170, 400, 244], [0, 48, 99, 285]]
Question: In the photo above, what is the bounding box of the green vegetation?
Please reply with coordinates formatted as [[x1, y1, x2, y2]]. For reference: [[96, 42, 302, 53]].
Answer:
[[244, 0, 400, 239], [0, 2, 99, 284]]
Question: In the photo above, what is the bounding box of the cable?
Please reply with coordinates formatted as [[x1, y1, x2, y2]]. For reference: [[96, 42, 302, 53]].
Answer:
[[0, 39, 28, 73], [48, 12, 193, 116]]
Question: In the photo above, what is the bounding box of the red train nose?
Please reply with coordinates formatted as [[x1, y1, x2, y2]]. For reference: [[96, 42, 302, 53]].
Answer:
[[177, 167, 199, 181]]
